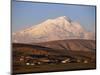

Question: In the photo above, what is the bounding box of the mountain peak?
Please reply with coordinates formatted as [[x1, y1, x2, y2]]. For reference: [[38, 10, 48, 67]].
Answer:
[[56, 16, 72, 23], [44, 16, 72, 24], [57, 16, 67, 19], [42, 16, 71, 26]]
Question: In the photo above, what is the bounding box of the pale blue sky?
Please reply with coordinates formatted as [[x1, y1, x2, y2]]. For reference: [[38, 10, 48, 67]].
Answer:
[[12, 1, 96, 32]]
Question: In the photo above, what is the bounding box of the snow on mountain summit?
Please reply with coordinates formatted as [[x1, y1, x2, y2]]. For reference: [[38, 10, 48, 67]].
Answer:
[[12, 16, 95, 43]]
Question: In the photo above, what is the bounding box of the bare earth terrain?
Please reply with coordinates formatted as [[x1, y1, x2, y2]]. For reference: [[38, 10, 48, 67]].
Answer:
[[12, 39, 96, 74]]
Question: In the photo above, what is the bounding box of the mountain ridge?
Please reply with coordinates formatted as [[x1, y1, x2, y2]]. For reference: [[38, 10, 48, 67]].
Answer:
[[12, 16, 95, 43]]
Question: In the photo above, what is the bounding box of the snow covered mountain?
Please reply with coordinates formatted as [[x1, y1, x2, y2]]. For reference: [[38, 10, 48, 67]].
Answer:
[[12, 16, 95, 43]]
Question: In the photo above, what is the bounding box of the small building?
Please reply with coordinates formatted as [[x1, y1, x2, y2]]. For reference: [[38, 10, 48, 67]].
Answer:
[[61, 58, 70, 63], [84, 60, 88, 63], [26, 63, 30, 65]]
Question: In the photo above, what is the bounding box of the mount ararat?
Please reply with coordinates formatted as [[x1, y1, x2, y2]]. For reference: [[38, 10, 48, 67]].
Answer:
[[12, 16, 95, 43]]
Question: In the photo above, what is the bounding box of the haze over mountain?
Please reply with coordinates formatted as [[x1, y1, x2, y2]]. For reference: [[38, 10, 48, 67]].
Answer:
[[12, 16, 95, 43]]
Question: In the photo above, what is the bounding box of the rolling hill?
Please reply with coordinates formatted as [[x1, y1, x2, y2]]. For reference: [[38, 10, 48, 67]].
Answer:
[[13, 39, 96, 62]]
